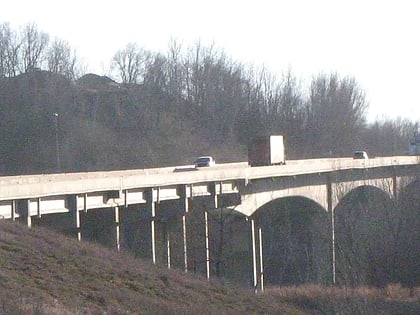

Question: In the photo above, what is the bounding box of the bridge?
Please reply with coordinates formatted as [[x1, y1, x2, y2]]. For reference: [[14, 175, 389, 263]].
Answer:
[[1, 156, 419, 290]]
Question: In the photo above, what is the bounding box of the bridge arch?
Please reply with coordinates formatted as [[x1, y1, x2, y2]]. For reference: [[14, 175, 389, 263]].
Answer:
[[251, 196, 332, 286], [389, 178, 420, 287], [334, 185, 399, 286], [238, 184, 329, 217], [0, 156, 417, 291]]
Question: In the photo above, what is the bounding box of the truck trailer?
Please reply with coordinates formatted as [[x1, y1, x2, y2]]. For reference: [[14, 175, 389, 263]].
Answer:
[[408, 127, 420, 155], [248, 135, 286, 166]]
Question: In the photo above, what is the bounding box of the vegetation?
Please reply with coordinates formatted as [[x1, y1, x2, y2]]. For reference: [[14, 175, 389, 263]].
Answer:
[[1, 22, 419, 313], [1, 22, 418, 175], [0, 220, 419, 314]]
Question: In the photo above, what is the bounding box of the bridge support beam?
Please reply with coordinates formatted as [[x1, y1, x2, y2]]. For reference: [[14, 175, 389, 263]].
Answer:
[[150, 198, 157, 264], [36, 198, 42, 218], [144, 188, 160, 264], [182, 184, 190, 273], [392, 173, 398, 200], [327, 176, 336, 285], [74, 207, 81, 241], [68, 195, 81, 241], [251, 219, 256, 291], [18, 199, 31, 228], [258, 225, 264, 292], [11, 200, 16, 221], [250, 218, 264, 292], [165, 221, 171, 269], [182, 214, 188, 272], [114, 206, 120, 251], [205, 210, 210, 280]]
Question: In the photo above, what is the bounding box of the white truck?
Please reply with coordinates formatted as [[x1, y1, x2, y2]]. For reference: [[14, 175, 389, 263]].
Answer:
[[408, 127, 420, 155], [248, 135, 286, 166]]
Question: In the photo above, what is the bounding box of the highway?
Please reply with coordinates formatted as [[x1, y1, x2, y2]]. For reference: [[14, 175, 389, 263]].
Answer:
[[0, 156, 418, 201]]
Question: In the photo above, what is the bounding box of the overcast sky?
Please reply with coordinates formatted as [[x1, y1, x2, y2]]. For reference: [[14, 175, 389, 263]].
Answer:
[[2, 0, 419, 122]]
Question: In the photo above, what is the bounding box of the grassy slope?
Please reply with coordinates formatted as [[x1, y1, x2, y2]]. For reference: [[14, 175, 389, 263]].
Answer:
[[0, 220, 419, 314], [0, 220, 299, 314]]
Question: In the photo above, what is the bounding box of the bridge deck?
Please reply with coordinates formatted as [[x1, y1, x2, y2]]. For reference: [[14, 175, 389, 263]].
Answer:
[[0, 156, 418, 201]]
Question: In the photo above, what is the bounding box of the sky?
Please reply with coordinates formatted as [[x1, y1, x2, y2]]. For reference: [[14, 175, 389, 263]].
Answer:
[[2, 0, 419, 123]]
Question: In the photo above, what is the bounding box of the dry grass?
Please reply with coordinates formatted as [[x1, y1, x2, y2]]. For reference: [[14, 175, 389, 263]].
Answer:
[[264, 284, 420, 314], [0, 220, 418, 314], [385, 283, 418, 300], [0, 220, 296, 314]]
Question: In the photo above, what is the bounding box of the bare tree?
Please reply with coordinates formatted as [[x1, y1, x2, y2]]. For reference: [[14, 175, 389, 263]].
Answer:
[[143, 53, 168, 127], [184, 41, 210, 107], [0, 23, 10, 77], [274, 69, 305, 157], [47, 38, 84, 79], [166, 38, 186, 104], [0, 22, 21, 77], [183, 41, 253, 140], [364, 118, 417, 156], [20, 23, 49, 72], [305, 73, 369, 157], [335, 185, 399, 286], [111, 42, 150, 84]]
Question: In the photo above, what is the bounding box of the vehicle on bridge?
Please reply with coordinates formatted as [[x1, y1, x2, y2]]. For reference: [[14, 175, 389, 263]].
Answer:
[[248, 135, 286, 166], [408, 127, 420, 155], [194, 156, 216, 167], [353, 150, 369, 159]]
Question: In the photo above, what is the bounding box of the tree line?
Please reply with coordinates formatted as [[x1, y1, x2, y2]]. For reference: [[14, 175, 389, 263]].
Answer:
[[0, 22, 84, 79], [1, 22, 419, 289], [0, 21, 418, 173]]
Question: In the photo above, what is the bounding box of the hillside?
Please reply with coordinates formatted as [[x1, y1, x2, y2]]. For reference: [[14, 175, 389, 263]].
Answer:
[[0, 220, 297, 314], [0, 71, 248, 176], [0, 220, 419, 314], [1, 69, 417, 176]]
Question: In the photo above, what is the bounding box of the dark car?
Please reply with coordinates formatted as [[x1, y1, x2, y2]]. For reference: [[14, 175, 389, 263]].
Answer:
[[353, 151, 369, 159]]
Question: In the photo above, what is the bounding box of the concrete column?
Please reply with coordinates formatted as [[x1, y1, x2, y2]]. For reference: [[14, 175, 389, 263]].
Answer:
[[26, 200, 32, 228], [68, 195, 81, 241], [74, 209, 81, 241], [212, 181, 220, 209], [114, 206, 120, 252], [37, 198, 42, 218], [205, 210, 210, 280], [182, 215, 188, 273], [331, 210, 337, 286], [182, 185, 190, 273], [83, 193, 88, 212], [11, 200, 16, 221], [18, 199, 32, 228], [327, 176, 336, 285], [166, 222, 171, 269], [258, 226, 264, 292], [392, 172, 398, 200], [150, 199, 157, 264], [251, 218, 257, 292]]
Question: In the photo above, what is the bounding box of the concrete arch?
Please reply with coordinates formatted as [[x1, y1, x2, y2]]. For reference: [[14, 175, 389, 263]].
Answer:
[[334, 184, 395, 215], [390, 178, 420, 287], [251, 196, 332, 286], [397, 178, 420, 203], [330, 178, 396, 210], [238, 184, 330, 217], [333, 185, 398, 286]]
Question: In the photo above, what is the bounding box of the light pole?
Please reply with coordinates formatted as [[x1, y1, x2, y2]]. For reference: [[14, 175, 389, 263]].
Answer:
[[53, 113, 61, 172]]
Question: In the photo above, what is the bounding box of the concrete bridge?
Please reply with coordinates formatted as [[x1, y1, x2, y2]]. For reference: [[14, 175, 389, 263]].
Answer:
[[0, 156, 419, 290]]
